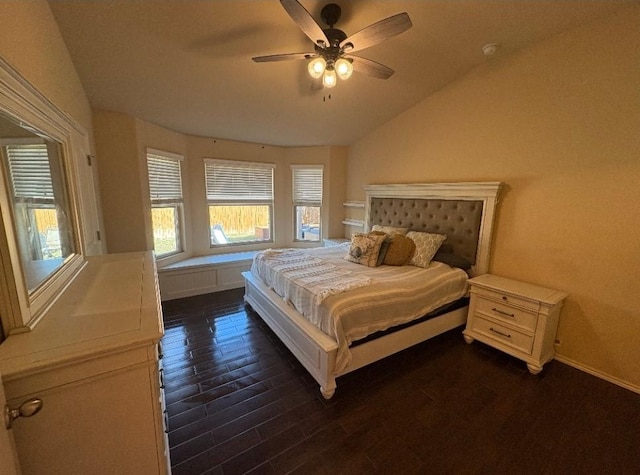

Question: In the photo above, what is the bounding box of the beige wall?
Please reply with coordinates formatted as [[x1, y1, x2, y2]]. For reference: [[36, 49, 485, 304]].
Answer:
[[93, 110, 147, 253], [328, 147, 349, 238], [93, 114, 347, 259], [347, 6, 640, 389], [0, 1, 94, 147]]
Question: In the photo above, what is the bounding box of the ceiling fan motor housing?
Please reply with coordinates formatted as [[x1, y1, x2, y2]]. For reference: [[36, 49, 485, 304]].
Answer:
[[252, 0, 413, 83], [316, 27, 348, 61], [320, 3, 342, 27]]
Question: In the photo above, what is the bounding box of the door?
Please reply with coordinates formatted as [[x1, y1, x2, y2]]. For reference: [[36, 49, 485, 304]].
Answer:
[[0, 371, 21, 474]]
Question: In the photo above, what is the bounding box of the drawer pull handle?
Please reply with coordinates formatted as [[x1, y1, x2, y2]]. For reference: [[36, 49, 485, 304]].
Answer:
[[4, 398, 43, 429], [492, 308, 515, 318], [490, 327, 511, 339]]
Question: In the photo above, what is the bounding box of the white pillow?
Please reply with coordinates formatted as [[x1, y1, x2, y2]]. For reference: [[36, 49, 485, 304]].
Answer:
[[406, 231, 447, 268]]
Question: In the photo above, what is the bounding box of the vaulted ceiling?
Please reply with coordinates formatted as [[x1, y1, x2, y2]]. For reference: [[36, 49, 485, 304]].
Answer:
[[49, 0, 632, 146]]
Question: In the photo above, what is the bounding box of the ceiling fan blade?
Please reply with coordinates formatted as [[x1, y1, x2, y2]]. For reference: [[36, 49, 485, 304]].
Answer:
[[252, 52, 314, 63], [340, 12, 412, 53], [348, 56, 395, 79], [280, 0, 329, 48]]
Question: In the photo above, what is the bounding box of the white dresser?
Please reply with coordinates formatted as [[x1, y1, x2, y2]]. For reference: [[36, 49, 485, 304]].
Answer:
[[0, 252, 170, 474], [463, 274, 568, 374]]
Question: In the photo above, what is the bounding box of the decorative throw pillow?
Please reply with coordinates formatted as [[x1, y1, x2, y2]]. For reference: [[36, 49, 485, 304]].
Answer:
[[383, 234, 416, 266], [406, 231, 447, 268], [371, 225, 409, 236], [369, 231, 390, 266], [344, 232, 386, 267]]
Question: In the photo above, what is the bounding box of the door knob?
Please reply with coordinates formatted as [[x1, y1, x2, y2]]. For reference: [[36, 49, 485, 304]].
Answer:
[[4, 398, 43, 429]]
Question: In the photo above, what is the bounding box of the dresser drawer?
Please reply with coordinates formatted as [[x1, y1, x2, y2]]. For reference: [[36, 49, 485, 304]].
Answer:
[[473, 287, 541, 313], [471, 315, 534, 355], [474, 296, 538, 332]]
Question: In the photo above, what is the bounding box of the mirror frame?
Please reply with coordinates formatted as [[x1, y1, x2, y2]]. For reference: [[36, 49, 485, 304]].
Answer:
[[0, 58, 86, 333]]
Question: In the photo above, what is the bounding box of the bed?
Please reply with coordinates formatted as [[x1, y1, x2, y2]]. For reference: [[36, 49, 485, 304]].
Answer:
[[243, 182, 503, 398]]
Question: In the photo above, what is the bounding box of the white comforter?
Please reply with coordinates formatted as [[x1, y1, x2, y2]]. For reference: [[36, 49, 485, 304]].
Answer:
[[251, 244, 469, 373]]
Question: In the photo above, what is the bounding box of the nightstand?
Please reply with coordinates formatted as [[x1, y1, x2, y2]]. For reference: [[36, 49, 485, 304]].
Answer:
[[463, 274, 568, 374]]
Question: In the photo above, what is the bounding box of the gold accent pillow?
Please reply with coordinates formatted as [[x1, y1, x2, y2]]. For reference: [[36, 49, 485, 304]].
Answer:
[[383, 234, 416, 266], [344, 232, 386, 267], [406, 231, 447, 268]]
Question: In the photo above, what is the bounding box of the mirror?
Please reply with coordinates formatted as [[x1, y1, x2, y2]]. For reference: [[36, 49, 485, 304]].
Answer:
[[0, 58, 91, 336], [0, 113, 77, 293]]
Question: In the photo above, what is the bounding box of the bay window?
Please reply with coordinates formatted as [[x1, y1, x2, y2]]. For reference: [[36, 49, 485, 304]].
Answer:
[[146, 149, 184, 257], [292, 165, 323, 242], [205, 159, 275, 246]]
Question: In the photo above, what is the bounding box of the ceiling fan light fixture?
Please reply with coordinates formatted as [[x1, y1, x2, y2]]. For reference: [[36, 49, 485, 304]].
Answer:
[[322, 68, 337, 88], [253, 1, 413, 89], [308, 57, 326, 79], [335, 58, 353, 80]]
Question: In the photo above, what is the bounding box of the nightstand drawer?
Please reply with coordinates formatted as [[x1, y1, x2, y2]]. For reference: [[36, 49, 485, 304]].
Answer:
[[472, 316, 534, 355], [474, 296, 538, 332], [473, 287, 541, 313]]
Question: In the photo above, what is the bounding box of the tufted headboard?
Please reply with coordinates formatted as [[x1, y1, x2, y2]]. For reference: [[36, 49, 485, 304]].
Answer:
[[363, 183, 502, 276], [369, 198, 483, 265]]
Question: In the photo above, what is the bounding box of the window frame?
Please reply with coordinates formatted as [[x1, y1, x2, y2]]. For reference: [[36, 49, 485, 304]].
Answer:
[[291, 164, 324, 243], [146, 148, 185, 258], [204, 158, 275, 247]]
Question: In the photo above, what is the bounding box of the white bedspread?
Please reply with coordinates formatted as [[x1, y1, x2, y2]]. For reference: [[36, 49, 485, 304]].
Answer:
[[251, 244, 469, 373], [252, 249, 372, 318]]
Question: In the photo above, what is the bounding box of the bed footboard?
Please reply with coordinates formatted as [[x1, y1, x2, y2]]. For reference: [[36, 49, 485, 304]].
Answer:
[[243, 271, 339, 399], [244, 271, 469, 399]]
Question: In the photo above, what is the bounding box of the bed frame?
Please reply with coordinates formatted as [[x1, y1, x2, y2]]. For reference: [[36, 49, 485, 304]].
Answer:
[[243, 182, 503, 398]]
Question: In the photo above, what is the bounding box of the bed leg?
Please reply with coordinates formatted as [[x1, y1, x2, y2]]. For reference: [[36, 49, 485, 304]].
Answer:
[[320, 382, 336, 400]]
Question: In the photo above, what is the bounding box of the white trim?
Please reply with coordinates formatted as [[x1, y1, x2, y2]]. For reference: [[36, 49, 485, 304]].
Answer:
[[341, 219, 364, 227], [554, 354, 640, 395]]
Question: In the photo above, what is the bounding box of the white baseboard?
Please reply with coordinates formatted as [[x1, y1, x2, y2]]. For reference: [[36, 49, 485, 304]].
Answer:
[[554, 354, 640, 395]]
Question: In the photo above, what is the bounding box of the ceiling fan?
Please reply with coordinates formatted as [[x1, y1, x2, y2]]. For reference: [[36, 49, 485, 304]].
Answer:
[[252, 0, 412, 88]]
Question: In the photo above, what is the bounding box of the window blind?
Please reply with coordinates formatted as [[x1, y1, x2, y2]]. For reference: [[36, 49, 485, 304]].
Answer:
[[147, 152, 183, 201], [292, 165, 323, 206], [5, 144, 54, 199], [205, 160, 274, 202]]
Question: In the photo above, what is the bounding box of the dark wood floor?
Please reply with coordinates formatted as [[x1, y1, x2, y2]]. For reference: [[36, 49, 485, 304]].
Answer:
[[161, 288, 640, 475]]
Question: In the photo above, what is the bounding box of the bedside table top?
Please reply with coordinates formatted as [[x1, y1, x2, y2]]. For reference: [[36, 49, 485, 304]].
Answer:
[[469, 274, 568, 305]]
